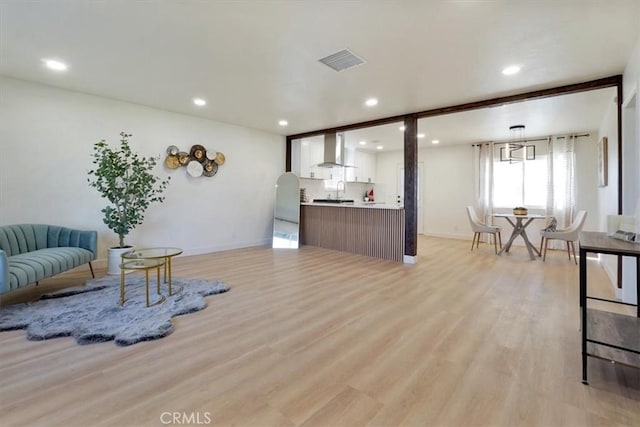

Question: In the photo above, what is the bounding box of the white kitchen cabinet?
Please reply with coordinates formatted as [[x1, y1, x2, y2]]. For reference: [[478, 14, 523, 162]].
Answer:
[[294, 139, 325, 179], [345, 165, 356, 182], [295, 138, 370, 182], [291, 139, 302, 176], [309, 140, 324, 178], [362, 151, 376, 183], [347, 150, 376, 183], [344, 146, 357, 182]]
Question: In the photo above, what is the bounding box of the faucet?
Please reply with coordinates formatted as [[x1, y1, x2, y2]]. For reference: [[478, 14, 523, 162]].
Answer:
[[336, 180, 345, 200]]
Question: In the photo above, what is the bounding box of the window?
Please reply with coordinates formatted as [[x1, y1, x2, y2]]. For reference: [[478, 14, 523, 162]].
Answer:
[[493, 144, 547, 208]]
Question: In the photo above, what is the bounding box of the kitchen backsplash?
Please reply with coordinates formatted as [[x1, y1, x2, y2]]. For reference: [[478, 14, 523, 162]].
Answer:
[[299, 178, 380, 203]]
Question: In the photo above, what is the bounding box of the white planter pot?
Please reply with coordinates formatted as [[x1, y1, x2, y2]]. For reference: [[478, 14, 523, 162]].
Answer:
[[107, 246, 134, 275]]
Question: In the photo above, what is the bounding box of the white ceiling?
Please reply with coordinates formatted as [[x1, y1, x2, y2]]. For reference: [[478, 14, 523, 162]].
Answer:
[[0, 1, 638, 138]]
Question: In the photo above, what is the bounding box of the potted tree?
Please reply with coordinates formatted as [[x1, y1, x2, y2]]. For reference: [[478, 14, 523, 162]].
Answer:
[[88, 132, 170, 274]]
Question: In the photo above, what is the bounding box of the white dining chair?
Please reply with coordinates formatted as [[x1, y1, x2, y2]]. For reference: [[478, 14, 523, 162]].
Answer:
[[540, 210, 587, 264], [466, 206, 502, 254]]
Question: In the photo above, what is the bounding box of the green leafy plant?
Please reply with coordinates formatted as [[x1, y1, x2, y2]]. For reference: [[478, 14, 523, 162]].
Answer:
[[88, 132, 170, 248]]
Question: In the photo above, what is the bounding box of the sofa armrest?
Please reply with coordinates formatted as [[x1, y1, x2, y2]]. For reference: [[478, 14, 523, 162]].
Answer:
[[78, 230, 98, 260], [0, 249, 9, 294], [46, 226, 98, 261]]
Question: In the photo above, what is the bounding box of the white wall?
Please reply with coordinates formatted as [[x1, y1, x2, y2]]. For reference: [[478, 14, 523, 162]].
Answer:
[[375, 150, 404, 206], [419, 144, 475, 240], [0, 77, 284, 264], [620, 35, 640, 304], [574, 134, 601, 233], [598, 92, 622, 287], [597, 94, 622, 229]]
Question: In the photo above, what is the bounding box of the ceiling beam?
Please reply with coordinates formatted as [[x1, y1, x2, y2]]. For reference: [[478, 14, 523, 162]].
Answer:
[[415, 75, 622, 119], [286, 75, 622, 140]]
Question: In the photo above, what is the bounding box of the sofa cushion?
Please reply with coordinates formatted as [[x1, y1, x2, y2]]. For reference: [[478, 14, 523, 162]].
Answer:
[[8, 247, 94, 290], [0, 224, 99, 257], [0, 224, 49, 256]]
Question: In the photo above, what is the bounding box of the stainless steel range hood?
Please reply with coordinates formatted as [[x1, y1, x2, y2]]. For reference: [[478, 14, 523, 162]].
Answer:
[[317, 133, 345, 168]]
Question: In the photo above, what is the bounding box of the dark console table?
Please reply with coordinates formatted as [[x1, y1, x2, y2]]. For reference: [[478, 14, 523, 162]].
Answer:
[[579, 231, 640, 384]]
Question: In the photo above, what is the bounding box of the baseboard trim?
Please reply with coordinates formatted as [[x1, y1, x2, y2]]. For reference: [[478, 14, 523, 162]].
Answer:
[[180, 238, 272, 257], [423, 231, 528, 246], [93, 238, 272, 269], [403, 255, 417, 264], [422, 231, 469, 241]]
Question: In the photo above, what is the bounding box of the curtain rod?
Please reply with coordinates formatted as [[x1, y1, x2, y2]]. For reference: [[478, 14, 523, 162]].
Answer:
[[471, 133, 590, 147]]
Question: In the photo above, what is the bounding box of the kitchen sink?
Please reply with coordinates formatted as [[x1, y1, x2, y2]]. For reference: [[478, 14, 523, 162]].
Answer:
[[312, 199, 354, 204]]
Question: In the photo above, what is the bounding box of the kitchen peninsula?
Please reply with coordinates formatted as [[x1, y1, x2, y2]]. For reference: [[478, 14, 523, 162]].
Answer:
[[300, 202, 405, 262]]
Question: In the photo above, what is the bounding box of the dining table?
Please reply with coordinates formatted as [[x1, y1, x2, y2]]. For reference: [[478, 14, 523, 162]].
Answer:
[[493, 213, 547, 260]]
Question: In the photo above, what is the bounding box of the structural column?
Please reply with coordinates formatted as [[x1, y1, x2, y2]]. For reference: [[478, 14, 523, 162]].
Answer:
[[403, 114, 418, 262]]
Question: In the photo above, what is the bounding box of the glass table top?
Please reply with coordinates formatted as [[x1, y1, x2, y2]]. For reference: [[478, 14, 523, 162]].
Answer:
[[121, 247, 183, 260], [120, 258, 165, 269]]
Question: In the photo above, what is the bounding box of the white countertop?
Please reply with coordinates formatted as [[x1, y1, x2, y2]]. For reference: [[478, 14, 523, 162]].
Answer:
[[301, 202, 404, 210]]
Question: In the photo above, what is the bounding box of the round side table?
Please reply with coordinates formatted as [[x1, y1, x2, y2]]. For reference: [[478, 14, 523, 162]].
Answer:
[[120, 259, 166, 307], [121, 247, 183, 296]]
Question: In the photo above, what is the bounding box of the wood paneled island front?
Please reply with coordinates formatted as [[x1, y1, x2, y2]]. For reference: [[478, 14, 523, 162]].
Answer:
[[300, 203, 405, 262]]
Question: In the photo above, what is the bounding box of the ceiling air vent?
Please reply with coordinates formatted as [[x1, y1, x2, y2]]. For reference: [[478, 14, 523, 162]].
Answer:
[[318, 49, 366, 72]]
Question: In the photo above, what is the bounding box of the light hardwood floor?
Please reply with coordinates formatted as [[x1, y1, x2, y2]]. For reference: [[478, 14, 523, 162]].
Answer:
[[0, 236, 638, 427]]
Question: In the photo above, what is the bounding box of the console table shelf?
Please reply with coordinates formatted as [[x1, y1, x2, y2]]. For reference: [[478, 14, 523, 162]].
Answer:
[[586, 308, 640, 367], [579, 231, 640, 385]]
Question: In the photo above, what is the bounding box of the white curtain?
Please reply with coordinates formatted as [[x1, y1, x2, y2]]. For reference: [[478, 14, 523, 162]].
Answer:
[[473, 143, 494, 240], [546, 135, 576, 248]]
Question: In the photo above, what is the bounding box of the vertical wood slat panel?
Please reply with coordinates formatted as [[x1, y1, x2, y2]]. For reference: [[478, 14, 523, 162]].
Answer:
[[300, 205, 405, 262]]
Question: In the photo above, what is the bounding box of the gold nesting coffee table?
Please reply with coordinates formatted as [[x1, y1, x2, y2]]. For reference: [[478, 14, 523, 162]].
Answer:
[[120, 258, 166, 307], [121, 247, 183, 296]]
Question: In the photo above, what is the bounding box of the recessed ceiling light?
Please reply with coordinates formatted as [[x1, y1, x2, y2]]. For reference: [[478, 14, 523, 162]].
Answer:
[[359, 140, 367, 145], [502, 65, 521, 76], [43, 59, 68, 71], [399, 126, 406, 131], [193, 98, 207, 106], [278, 120, 288, 126], [376, 145, 383, 150], [432, 139, 440, 144], [417, 133, 425, 139], [365, 98, 378, 107]]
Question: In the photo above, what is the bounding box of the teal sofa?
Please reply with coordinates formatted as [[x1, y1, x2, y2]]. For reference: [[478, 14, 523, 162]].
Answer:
[[0, 224, 97, 295]]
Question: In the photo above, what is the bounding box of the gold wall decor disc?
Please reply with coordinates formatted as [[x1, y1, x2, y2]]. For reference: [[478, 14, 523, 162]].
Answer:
[[177, 152, 190, 166], [214, 152, 226, 165], [190, 145, 206, 162], [203, 160, 218, 177], [164, 155, 179, 169]]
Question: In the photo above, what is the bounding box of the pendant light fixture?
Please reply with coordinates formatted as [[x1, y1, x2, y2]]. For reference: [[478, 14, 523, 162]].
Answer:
[[501, 124, 535, 162]]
